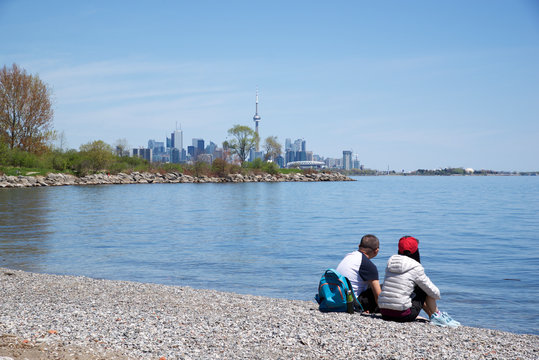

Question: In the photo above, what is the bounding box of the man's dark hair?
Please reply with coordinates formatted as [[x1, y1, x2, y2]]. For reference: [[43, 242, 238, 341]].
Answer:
[[359, 234, 379, 251]]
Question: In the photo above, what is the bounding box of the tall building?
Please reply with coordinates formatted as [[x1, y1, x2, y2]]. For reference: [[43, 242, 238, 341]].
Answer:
[[343, 150, 352, 170], [192, 138, 204, 158], [206, 141, 217, 157], [253, 89, 261, 151], [285, 138, 292, 152], [171, 148, 181, 164], [293, 139, 303, 152], [353, 154, 360, 169], [133, 148, 152, 163], [171, 129, 183, 151]]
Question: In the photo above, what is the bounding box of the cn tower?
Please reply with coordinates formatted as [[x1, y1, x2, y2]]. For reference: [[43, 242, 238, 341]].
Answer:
[[253, 89, 261, 151]]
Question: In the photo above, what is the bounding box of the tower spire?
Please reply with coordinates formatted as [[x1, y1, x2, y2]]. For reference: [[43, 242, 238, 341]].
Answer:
[[253, 88, 261, 152]]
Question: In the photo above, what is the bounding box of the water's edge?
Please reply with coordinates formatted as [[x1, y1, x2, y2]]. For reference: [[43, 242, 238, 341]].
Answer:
[[0, 171, 353, 188]]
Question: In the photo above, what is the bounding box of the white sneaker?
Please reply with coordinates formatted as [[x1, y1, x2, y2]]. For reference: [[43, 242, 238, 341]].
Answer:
[[442, 312, 461, 328]]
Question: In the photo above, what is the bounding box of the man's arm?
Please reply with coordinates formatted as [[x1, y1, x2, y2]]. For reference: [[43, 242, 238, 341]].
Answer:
[[368, 279, 382, 303]]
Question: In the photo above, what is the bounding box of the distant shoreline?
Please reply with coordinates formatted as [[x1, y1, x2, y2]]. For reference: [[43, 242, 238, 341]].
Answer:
[[0, 171, 354, 188], [342, 171, 539, 177]]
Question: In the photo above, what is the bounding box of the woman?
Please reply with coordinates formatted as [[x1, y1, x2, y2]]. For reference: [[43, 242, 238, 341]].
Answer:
[[378, 236, 460, 327]]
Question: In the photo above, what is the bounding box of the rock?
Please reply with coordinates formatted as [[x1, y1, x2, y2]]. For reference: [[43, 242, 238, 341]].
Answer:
[[0, 171, 354, 188]]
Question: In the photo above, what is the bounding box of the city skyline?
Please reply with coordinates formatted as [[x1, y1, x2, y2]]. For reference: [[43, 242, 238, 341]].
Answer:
[[1, 1, 538, 171], [136, 119, 357, 169]]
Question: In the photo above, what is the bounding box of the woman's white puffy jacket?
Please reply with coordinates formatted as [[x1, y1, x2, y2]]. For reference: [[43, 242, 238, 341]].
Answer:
[[378, 255, 441, 311]]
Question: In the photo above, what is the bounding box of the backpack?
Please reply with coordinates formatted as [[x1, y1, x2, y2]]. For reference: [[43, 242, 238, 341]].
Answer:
[[315, 268, 363, 313]]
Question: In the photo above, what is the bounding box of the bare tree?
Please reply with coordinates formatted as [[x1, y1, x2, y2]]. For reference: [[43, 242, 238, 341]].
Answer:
[[59, 130, 68, 151], [264, 135, 282, 161], [0, 64, 54, 153]]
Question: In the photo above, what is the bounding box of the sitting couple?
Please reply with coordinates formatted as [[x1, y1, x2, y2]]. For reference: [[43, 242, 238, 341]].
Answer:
[[336, 234, 460, 327]]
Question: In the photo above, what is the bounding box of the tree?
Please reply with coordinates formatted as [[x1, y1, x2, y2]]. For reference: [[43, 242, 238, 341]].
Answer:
[[263, 135, 282, 161], [56, 130, 68, 152], [78, 140, 114, 173], [0, 64, 54, 153], [226, 125, 259, 164]]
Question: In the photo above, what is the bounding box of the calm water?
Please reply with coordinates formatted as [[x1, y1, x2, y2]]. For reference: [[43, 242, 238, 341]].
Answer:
[[1, 176, 538, 335]]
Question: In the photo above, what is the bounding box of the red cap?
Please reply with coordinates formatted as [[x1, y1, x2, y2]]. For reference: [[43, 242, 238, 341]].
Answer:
[[398, 236, 419, 254]]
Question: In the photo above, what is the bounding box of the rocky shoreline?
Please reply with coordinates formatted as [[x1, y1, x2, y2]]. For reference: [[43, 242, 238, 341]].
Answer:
[[0, 268, 537, 360], [0, 171, 353, 188]]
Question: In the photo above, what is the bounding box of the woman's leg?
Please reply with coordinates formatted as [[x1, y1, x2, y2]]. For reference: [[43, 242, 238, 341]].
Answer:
[[422, 296, 439, 317]]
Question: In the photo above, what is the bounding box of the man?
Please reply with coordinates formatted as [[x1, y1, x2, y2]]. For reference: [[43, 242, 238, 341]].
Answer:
[[336, 234, 381, 313]]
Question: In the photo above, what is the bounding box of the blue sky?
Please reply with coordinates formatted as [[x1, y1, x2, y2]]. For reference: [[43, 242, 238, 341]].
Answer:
[[1, 0, 538, 171]]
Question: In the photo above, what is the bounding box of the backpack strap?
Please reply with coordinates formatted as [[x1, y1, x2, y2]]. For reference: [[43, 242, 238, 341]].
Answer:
[[344, 277, 364, 313]]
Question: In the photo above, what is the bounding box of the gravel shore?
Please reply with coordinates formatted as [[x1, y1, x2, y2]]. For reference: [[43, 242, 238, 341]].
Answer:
[[0, 268, 537, 359]]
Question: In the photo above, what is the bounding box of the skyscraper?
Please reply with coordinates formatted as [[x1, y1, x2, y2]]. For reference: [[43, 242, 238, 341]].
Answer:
[[343, 150, 352, 170], [253, 89, 261, 151], [285, 138, 292, 152], [171, 129, 183, 152]]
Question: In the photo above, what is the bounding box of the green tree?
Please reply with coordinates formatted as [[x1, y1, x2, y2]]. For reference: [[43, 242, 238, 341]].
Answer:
[[0, 64, 54, 153], [263, 135, 282, 161], [226, 124, 259, 164], [78, 140, 115, 173]]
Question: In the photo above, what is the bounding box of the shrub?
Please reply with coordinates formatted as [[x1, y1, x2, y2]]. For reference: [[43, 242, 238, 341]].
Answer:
[[159, 163, 183, 174], [262, 161, 279, 175], [108, 161, 133, 174], [10, 148, 41, 168], [51, 153, 68, 171], [250, 158, 264, 169], [193, 161, 210, 177], [78, 140, 115, 173], [0, 141, 9, 165], [211, 158, 227, 177], [228, 164, 244, 175], [302, 168, 317, 175]]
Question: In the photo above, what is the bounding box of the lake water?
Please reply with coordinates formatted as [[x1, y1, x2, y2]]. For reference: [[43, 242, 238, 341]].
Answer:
[[1, 176, 538, 335]]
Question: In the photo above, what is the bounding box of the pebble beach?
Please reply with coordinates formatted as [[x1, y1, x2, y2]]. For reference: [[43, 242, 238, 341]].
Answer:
[[0, 268, 537, 360]]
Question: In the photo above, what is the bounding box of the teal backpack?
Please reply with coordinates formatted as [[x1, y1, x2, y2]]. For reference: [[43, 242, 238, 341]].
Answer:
[[315, 268, 363, 313]]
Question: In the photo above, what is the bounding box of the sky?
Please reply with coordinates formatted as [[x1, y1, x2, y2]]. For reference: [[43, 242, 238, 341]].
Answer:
[[1, 0, 538, 171]]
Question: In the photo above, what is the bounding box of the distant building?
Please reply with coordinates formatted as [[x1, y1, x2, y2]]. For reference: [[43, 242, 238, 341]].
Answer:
[[133, 148, 152, 162], [343, 151, 352, 170], [187, 145, 195, 159], [249, 148, 263, 162], [171, 130, 183, 151], [285, 138, 292, 152], [192, 138, 204, 158], [353, 154, 360, 169], [325, 157, 341, 168], [275, 155, 285, 168], [205, 141, 217, 157], [148, 140, 165, 162], [198, 153, 213, 164], [171, 148, 181, 164], [214, 148, 224, 160]]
